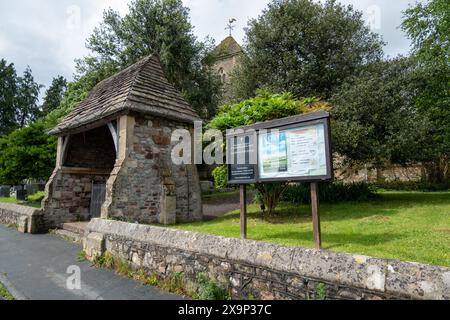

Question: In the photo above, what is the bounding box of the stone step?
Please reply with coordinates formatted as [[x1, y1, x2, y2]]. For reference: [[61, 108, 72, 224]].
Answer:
[[54, 229, 83, 244], [62, 222, 89, 235]]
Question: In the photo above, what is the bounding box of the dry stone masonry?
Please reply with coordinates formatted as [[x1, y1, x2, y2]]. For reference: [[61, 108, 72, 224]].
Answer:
[[102, 114, 202, 224], [0, 203, 44, 233], [84, 219, 450, 300]]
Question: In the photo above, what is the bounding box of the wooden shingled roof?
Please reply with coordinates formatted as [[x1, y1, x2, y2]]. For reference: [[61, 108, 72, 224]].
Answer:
[[49, 55, 200, 135]]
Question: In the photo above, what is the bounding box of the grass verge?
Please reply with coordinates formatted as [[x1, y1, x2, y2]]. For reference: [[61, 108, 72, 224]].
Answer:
[[0, 197, 41, 208], [0, 282, 14, 301], [85, 251, 230, 300]]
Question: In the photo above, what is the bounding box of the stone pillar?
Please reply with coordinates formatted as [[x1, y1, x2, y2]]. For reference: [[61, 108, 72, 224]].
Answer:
[[159, 163, 177, 225], [55, 137, 64, 169], [101, 115, 135, 220], [41, 137, 64, 219]]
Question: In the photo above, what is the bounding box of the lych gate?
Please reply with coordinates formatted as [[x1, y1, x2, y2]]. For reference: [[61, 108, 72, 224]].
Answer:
[[42, 55, 203, 228]]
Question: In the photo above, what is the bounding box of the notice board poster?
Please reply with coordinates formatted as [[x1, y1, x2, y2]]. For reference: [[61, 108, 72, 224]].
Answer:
[[228, 135, 257, 184], [258, 123, 328, 180]]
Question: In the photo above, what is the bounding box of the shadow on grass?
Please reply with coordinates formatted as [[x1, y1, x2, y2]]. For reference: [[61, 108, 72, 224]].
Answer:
[[196, 204, 400, 225], [252, 230, 405, 249], [197, 192, 450, 225]]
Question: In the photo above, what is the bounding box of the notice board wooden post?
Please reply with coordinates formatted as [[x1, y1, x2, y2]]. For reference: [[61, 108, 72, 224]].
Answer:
[[240, 184, 247, 239], [310, 182, 322, 249]]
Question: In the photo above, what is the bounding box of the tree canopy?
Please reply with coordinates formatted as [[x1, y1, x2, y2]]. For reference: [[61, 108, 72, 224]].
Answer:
[[0, 122, 56, 185], [0, 60, 42, 135], [41, 76, 67, 116], [402, 0, 450, 182], [0, 59, 18, 136], [15, 66, 42, 128], [74, 0, 222, 119], [332, 57, 429, 167], [229, 0, 384, 102]]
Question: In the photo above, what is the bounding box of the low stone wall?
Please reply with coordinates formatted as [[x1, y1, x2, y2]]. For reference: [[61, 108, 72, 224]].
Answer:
[[0, 203, 44, 233], [84, 218, 450, 300]]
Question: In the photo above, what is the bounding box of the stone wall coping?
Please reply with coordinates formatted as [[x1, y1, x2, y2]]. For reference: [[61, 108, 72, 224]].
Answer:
[[87, 218, 450, 300], [0, 202, 42, 216]]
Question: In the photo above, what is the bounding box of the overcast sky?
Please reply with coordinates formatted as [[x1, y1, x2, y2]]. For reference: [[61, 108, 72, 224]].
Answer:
[[0, 0, 423, 98]]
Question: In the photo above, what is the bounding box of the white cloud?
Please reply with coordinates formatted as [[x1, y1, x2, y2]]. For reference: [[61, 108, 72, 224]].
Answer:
[[0, 0, 422, 94], [184, 0, 271, 43], [0, 34, 9, 53]]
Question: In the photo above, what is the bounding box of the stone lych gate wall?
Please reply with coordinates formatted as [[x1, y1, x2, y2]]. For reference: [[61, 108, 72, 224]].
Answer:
[[43, 113, 203, 229], [85, 219, 450, 300], [102, 113, 202, 225], [42, 124, 116, 228], [42, 171, 109, 228], [64, 126, 116, 169]]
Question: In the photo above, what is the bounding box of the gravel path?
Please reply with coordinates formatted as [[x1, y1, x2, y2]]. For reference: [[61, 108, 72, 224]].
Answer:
[[202, 190, 255, 220]]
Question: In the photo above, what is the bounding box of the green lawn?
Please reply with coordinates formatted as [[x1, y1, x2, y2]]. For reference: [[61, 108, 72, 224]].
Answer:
[[174, 192, 450, 267], [0, 197, 41, 208]]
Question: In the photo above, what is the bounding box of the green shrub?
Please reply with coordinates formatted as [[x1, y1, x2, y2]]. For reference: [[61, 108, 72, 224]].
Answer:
[[208, 91, 332, 214], [92, 252, 115, 269], [197, 273, 230, 300], [26, 191, 45, 203], [0, 283, 14, 300], [160, 272, 186, 295], [315, 283, 327, 300], [281, 182, 377, 204], [77, 250, 87, 262], [212, 165, 228, 189]]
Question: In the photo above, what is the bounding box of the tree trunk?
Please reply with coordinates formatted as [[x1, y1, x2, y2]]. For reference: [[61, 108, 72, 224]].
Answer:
[[255, 182, 289, 217], [423, 157, 450, 184]]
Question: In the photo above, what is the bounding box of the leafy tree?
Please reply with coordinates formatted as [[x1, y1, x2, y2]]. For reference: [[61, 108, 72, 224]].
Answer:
[[42, 72, 101, 129], [209, 90, 331, 216], [0, 122, 57, 185], [15, 67, 42, 128], [402, 0, 450, 183], [75, 0, 222, 119], [41, 76, 67, 116], [332, 57, 430, 172], [0, 59, 18, 136], [230, 0, 384, 102]]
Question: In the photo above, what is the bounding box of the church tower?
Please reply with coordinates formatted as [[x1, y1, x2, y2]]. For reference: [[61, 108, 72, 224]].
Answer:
[[210, 36, 244, 86]]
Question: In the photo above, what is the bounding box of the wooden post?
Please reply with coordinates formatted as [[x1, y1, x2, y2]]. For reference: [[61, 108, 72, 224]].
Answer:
[[240, 184, 247, 239], [310, 182, 322, 249]]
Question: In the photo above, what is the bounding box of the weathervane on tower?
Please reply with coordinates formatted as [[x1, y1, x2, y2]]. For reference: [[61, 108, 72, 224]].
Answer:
[[226, 18, 237, 36]]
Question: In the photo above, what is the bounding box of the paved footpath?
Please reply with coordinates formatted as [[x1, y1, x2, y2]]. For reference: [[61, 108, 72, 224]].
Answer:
[[0, 225, 182, 300]]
